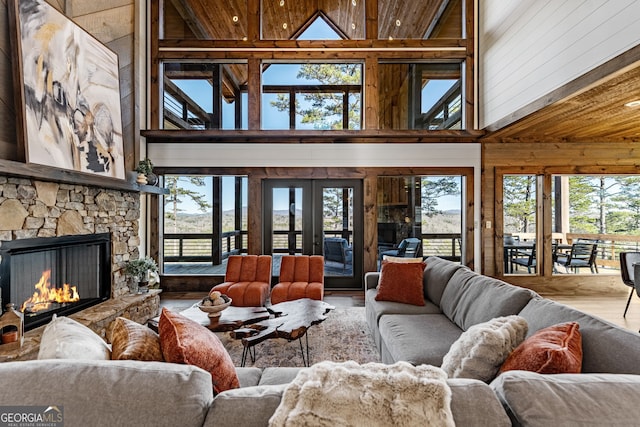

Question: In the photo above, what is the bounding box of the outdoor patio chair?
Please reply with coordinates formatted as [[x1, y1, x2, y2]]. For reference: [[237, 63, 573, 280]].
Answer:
[[511, 243, 536, 273], [211, 255, 272, 306], [555, 242, 599, 274], [620, 252, 640, 317], [379, 238, 422, 260], [271, 255, 324, 304], [323, 237, 352, 271]]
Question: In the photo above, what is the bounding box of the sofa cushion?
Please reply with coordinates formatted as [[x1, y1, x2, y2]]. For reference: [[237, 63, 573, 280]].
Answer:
[[378, 313, 463, 366], [208, 376, 511, 427], [491, 371, 640, 427], [0, 359, 213, 427], [159, 307, 240, 394], [206, 384, 288, 427], [447, 378, 511, 427], [500, 322, 582, 374], [441, 315, 528, 382], [423, 256, 466, 306], [109, 317, 164, 361], [259, 367, 305, 385], [38, 315, 111, 360], [518, 297, 640, 374], [440, 268, 535, 331], [375, 261, 426, 306], [235, 367, 263, 387]]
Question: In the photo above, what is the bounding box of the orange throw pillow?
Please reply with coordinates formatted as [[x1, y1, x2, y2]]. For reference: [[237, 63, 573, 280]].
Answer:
[[375, 260, 426, 306], [500, 322, 583, 374], [159, 307, 239, 394]]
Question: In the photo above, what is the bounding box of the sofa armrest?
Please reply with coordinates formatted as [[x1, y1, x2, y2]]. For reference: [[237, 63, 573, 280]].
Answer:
[[364, 272, 380, 290]]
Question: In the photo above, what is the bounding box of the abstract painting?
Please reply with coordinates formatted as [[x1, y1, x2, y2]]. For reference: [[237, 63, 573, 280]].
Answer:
[[9, 0, 126, 179]]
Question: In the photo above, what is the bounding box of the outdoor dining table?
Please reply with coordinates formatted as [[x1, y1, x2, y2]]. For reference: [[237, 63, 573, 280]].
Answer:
[[503, 241, 572, 274]]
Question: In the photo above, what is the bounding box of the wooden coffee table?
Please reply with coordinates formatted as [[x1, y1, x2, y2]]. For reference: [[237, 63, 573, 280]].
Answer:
[[148, 305, 271, 333], [150, 298, 334, 367], [232, 298, 334, 367]]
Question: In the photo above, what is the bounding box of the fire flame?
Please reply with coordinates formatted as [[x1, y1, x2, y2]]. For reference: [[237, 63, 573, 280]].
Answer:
[[20, 270, 80, 313]]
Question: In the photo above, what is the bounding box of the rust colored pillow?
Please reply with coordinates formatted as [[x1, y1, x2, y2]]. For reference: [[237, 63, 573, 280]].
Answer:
[[110, 317, 164, 361], [375, 260, 426, 306], [159, 308, 239, 394], [500, 322, 583, 374]]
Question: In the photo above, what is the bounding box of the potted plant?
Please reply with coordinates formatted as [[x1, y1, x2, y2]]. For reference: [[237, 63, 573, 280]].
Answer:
[[124, 256, 159, 293], [136, 158, 157, 185]]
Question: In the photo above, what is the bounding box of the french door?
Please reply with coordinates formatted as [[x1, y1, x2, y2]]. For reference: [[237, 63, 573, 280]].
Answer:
[[263, 179, 363, 289]]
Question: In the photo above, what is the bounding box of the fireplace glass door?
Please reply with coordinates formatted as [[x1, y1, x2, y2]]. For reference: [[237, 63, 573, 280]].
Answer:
[[0, 233, 111, 330]]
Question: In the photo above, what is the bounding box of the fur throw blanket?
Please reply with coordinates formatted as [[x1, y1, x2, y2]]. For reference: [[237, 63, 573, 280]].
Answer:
[[269, 361, 455, 427]]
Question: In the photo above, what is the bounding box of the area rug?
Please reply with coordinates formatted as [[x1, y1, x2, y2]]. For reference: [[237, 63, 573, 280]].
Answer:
[[215, 307, 380, 367]]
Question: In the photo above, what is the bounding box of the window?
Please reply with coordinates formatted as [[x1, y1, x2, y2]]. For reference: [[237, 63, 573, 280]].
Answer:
[[262, 63, 362, 130], [378, 63, 463, 130], [551, 175, 640, 275], [162, 175, 248, 274], [377, 175, 463, 263], [162, 62, 248, 130]]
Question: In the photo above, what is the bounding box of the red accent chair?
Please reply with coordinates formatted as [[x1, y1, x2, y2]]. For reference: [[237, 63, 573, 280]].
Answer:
[[270, 255, 324, 305], [212, 255, 272, 307]]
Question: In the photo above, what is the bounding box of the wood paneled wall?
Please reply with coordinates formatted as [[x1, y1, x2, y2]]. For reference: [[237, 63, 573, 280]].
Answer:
[[0, 0, 137, 170], [482, 140, 640, 296]]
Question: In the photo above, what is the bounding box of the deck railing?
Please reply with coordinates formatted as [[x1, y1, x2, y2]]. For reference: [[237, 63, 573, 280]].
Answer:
[[163, 231, 245, 263], [163, 230, 462, 264]]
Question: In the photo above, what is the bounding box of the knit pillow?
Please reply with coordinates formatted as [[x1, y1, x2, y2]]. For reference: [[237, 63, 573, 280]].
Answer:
[[375, 261, 426, 306], [500, 322, 582, 374], [109, 317, 164, 361], [159, 308, 239, 394], [441, 315, 528, 382]]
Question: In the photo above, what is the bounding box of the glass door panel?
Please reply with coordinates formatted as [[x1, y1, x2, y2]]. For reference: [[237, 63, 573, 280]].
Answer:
[[503, 175, 537, 275], [315, 181, 363, 288], [264, 179, 362, 289]]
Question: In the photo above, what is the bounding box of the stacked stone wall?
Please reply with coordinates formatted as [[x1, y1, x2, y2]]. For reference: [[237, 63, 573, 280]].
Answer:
[[0, 176, 141, 298]]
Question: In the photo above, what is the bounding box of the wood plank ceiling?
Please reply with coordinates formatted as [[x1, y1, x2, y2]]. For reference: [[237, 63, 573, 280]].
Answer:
[[167, 0, 455, 41]]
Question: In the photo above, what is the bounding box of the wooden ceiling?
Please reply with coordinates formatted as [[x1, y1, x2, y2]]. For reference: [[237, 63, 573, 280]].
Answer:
[[483, 47, 640, 143], [165, 0, 460, 41]]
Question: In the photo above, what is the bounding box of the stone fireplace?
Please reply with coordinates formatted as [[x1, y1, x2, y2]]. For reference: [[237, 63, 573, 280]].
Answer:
[[0, 176, 160, 360], [0, 176, 140, 297]]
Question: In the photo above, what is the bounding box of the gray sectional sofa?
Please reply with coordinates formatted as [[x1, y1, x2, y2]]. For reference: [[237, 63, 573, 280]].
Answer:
[[366, 256, 640, 425], [1, 256, 639, 426]]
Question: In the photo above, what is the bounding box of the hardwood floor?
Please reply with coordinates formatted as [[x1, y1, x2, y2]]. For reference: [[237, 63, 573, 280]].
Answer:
[[545, 293, 640, 332], [160, 289, 640, 333]]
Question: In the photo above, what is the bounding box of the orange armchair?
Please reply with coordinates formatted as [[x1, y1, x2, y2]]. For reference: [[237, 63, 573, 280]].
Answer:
[[212, 255, 272, 307], [270, 255, 324, 305]]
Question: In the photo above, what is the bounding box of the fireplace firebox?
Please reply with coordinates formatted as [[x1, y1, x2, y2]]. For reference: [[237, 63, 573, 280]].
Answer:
[[0, 233, 111, 331]]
